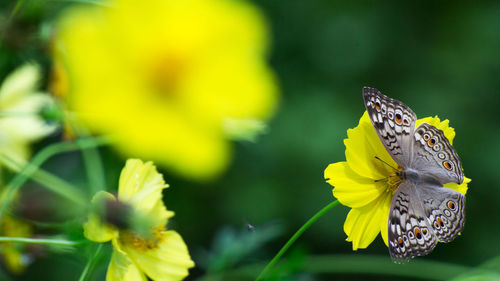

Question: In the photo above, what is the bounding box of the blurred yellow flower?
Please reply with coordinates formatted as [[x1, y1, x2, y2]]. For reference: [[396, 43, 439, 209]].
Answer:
[[54, 0, 279, 180], [0, 64, 57, 163], [0, 216, 33, 274], [324, 112, 470, 250], [84, 159, 194, 281]]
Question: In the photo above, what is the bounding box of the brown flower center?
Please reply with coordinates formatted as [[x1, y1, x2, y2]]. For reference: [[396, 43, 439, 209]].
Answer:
[[149, 54, 187, 100], [120, 226, 166, 252], [387, 172, 403, 194], [373, 156, 403, 194]]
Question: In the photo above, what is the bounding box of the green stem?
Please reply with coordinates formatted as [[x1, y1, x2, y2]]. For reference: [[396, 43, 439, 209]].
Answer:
[[0, 153, 85, 205], [8, 0, 25, 21], [80, 139, 106, 195], [0, 236, 81, 246], [78, 244, 104, 281], [29, 168, 86, 203], [0, 137, 111, 224], [69, 122, 107, 196], [0, 0, 25, 47], [255, 200, 339, 281]]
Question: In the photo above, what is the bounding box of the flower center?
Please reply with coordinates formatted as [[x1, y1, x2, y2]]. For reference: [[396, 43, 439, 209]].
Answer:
[[149, 54, 187, 100], [387, 171, 403, 194], [120, 226, 166, 252], [373, 156, 403, 194]]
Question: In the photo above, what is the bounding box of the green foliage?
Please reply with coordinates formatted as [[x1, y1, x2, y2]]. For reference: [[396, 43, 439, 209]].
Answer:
[[1, 0, 500, 280], [200, 224, 282, 273]]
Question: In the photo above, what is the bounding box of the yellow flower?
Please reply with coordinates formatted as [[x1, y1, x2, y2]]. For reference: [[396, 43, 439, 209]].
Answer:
[[84, 159, 194, 281], [324, 112, 470, 250], [0, 216, 33, 274], [0, 63, 57, 162], [54, 0, 278, 180]]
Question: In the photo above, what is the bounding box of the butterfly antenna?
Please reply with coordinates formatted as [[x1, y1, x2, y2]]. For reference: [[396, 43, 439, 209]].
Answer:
[[374, 156, 398, 171]]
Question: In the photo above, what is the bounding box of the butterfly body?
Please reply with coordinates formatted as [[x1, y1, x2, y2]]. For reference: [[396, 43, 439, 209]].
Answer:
[[362, 87, 466, 263], [398, 168, 441, 186]]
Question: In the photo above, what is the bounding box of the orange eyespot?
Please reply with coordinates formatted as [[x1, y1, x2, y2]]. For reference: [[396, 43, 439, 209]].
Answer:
[[371, 102, 375, 108], [443, 161, 452, 170], [375, 102, 381, 111], [403, 119, 409, 125], [428, 138, 436, 147], [414, 228, 422, 239], [447, 201, 456, 210], [398, 237, 404, 246], [423, 134, 429, 141], [422, 228, 428, 235], [437, 217, 444, 227], [395, 113, 402, 124], [434, 221, 439, 228]]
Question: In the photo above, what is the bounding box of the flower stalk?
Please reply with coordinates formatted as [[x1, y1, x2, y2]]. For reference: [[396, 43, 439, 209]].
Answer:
[[255, 200, 339, 281], [0, 236, 81, 246], [0, 153, 86, 206], [77, 244, 103, 281], [0, 136, 111, 224]]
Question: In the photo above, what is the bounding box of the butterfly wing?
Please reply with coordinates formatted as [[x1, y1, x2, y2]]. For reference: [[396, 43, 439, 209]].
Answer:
[[388, 181, 437, 263], [365, 88, 466, 262], [419, 183, 466, 243], [411, 122, 464, 185], [389, 180, 465, 262], [363, 87, 416, 168]]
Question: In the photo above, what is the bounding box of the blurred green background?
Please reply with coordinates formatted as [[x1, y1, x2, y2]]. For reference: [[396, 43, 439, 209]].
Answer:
[[1, 0, 500, 280]]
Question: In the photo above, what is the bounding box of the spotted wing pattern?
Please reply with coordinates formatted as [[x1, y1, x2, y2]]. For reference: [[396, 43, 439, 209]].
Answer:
[[363, 87, 416, 168], [419, 184, 466, 243], [388, 181, 437, 263], [362, 87, 466, 263], [412, 122, 464, 185]]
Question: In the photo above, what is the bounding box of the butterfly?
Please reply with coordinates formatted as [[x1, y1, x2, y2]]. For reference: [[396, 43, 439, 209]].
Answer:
[[363, 87, 465, 263]]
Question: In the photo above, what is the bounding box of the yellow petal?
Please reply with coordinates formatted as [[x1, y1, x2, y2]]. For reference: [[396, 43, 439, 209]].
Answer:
[[0, 63, 39, 105], [118, 159, 174, 227], [344, 112, 398, 180], [444, 176, 470, 195], [0, 94, 57, 142], [344, 192, 392, 250], [84, 191, 118, 242], [118, 159, 165, 201], [325, 162, 387, 208], [55, 0, 277, 181], [107, 240, 147, 281], [3, 247, 25, 274], [123, 231, 194, 281], [122, 265, 147, 281], [379, 195, 391, 247], [0, 63, 57, 163], [0, 144, 29, 166]]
